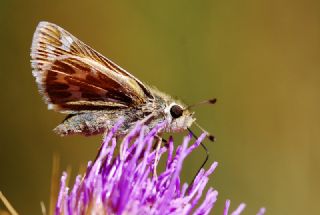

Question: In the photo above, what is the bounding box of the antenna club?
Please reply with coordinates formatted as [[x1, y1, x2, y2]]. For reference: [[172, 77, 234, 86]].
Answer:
[[209, 98, 217, 104], [186, 97, 217, 110], [208, 135, 215, 142]]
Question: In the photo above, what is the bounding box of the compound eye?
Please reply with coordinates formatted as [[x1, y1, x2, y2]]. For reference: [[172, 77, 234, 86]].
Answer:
[[170, 105, 183, 119]]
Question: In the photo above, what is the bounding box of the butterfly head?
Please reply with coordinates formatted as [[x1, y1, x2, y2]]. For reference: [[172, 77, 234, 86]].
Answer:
[[158, 95, 217, 136], [163, 102, 195, 132]]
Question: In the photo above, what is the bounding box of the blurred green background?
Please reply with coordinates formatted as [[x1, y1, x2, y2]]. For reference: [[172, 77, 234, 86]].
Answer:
[[0, 0, 319, 214]]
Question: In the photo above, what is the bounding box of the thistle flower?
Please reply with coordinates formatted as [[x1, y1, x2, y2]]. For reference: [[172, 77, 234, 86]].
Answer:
[[55, 120, 266, 215]]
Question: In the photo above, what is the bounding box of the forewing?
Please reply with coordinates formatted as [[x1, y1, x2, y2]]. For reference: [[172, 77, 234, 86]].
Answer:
[[31, 21, 153, 113]]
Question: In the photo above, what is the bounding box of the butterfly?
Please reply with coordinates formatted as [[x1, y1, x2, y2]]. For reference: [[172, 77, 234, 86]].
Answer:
[[31, 21, 215, 140]]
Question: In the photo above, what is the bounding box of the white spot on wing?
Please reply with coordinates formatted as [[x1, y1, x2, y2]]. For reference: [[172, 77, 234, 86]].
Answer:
[[48, 104, 55, 110], [46, 45, 56, 60], [61, 35, 73, 51]]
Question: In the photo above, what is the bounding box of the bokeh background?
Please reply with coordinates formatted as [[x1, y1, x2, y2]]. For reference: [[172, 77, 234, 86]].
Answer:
[[1, 0, 319, 214]]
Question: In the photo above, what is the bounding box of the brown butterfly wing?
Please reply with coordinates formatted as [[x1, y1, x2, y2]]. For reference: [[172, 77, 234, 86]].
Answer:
[[31, 21, 153, 113]]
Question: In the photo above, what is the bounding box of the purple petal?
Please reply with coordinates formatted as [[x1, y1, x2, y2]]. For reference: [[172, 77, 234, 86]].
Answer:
[[53, 120, 264, 215]]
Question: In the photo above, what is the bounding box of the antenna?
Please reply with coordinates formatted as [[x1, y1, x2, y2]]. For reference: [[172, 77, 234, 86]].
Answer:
[[186, 97, 217, 191], [186, 98, 217, 110], [194, 121, 216, 142]]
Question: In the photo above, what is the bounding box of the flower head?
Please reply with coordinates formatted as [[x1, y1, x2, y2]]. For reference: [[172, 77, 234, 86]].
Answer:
[[55, 120, 265, 215]]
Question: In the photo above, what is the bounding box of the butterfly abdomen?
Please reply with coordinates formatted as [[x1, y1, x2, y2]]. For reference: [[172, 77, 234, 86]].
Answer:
[[53, 107, 151, 136], [54, 111, 114, 136]]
